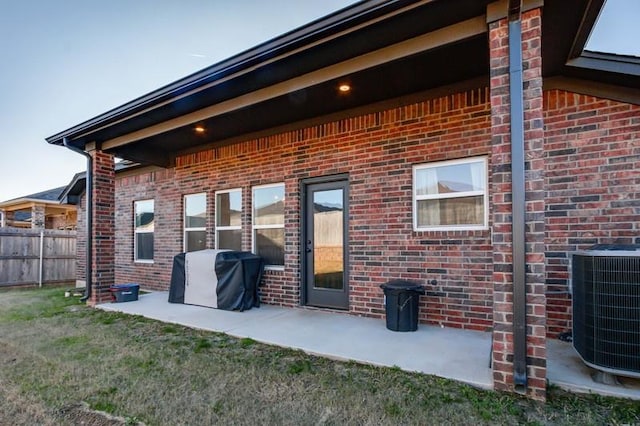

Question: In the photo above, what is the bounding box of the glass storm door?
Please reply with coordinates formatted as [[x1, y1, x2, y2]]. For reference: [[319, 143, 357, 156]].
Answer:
[[303, 178, 349, 309]]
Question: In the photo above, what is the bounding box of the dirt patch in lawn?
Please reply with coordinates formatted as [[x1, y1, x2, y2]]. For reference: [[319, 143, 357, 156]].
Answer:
[[56, 402, 137, 425]]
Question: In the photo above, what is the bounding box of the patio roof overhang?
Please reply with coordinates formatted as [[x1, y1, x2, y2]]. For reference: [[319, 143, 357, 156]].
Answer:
[[0, 199, 73, 213], [46, 0, 635, 168]]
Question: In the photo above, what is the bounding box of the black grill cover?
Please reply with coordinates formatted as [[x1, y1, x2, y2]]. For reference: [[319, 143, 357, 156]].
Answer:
[[168, 251, 264, 311], [216, 251, 264, 311], [168, 253, 186, 304]]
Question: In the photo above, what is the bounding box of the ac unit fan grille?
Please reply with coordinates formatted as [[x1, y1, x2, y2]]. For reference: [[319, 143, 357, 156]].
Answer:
[[572, 253, 640, 377]]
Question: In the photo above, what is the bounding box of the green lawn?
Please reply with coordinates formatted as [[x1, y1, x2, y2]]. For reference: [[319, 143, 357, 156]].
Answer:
[[0, 287, 638, 425]]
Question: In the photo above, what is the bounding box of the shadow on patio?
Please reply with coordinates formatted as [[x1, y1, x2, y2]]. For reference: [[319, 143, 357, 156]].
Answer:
[[98, 291, 640, 400]]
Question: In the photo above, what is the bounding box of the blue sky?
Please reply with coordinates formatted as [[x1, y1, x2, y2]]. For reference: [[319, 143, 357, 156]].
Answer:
[[587, 0, 639, 56], [0, 0, 637, 202]]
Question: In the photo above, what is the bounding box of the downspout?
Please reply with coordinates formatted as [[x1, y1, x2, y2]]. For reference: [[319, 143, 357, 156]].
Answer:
[[63, 138, 93, 303], [508, 0, 528, 393]]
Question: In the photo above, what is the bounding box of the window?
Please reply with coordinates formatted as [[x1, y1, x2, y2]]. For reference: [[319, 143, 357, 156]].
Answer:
[[252, 183, 285, 267], [413, 157, 488, 231], [215, 189, 242, 250], [134, 199, 154, 261], [184, 193, 207, 252]]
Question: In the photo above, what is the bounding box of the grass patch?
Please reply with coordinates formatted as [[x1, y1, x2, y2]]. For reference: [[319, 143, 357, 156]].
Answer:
[[0, 287, 638, 425], [194, 338, 213, 353], [0, 287, 80, 322], [161, 324, 179, 334], [286, 357, 313, 375], [239, 337, 256, 347]]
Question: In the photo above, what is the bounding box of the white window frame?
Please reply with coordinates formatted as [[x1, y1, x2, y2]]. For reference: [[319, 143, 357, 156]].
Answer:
[[134, 199, 154, 263], [215, 188, 242, 250], [252, 183, 285, 270], [412, 156, 488, 232], [184, 193, 207, 252]]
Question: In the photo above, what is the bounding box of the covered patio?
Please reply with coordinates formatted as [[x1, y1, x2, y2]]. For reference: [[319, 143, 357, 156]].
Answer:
[[45, 0, 640, 401], [99, 292, 640, 400]]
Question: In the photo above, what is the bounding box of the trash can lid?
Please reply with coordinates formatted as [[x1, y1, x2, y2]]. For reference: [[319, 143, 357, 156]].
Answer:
[[380, 280, 424, 292]]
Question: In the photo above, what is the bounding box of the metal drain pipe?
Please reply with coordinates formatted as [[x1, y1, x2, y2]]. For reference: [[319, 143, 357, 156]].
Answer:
[[63, 138, 93, 303], [508, 0, 528, 394]]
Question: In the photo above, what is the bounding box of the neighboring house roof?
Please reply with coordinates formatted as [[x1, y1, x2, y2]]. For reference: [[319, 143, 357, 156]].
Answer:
[[0, 186, 67, 207], [59, 160, 143, 205], [58, 172, 86, 205], [0, 186, 75, 227], [46, 0, 638, 168]]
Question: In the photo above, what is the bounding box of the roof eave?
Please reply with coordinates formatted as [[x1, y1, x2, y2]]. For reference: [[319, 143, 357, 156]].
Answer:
[[45, 0, 415, 147], [567, 50, 640, 76], [567, 0, 605, 59], [560, 0, 640, 78]]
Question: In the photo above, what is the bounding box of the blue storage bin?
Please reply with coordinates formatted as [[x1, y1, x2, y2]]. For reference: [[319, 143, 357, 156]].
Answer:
[[109, 283, 140, 303]]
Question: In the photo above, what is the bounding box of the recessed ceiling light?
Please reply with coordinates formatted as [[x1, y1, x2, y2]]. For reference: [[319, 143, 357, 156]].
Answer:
[[338, 84, 351, 93], [194, 125, 206, 133]]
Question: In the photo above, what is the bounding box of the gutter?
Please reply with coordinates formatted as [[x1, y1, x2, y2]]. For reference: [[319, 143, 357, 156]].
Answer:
[[508, 0, 527, 393], [44, 0, 413, 146], [63, 138, 93, 303]]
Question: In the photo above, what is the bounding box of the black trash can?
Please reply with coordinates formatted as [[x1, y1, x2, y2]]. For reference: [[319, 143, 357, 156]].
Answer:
[[380, 280, 425, 332]]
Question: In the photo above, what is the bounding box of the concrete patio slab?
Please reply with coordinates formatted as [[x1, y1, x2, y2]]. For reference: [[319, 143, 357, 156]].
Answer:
[[99, 291, 640, 399], [547, 339, 640, 400], [99, 291, 493, 389]]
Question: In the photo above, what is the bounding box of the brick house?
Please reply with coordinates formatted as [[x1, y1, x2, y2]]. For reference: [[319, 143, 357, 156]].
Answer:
[[49, 0, 639, 400]]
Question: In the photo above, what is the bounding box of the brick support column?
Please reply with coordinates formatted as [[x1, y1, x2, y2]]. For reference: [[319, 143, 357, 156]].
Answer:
[[31, 204, 46, 229], [89, 149, 115, 305], [489, 8, 547, 400]]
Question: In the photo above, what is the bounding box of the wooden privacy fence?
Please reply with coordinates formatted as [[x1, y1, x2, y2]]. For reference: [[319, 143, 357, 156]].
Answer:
[[0, 228, 76, 287]]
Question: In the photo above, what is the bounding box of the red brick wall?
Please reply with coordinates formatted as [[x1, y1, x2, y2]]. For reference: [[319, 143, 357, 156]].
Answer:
[[112, 87, 494, 331], [544, 90, 640, 336], [115, 168, 178, 289]]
